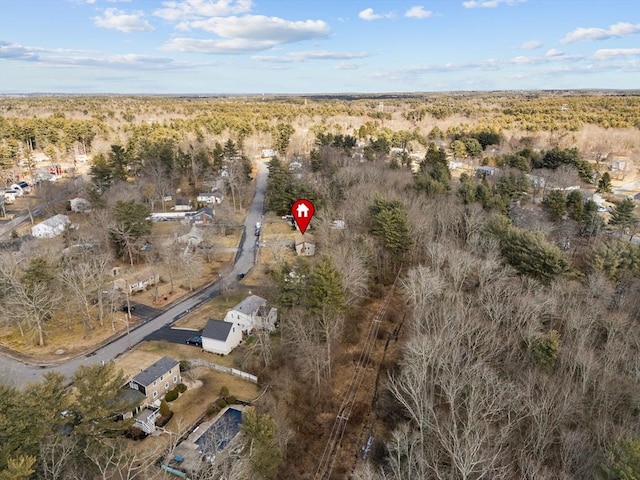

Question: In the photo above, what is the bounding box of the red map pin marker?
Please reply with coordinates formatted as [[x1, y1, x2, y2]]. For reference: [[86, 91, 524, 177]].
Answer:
[[292, 199, 315, 234]]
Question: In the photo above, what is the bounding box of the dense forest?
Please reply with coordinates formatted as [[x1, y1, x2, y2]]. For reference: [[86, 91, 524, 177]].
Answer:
[[1, 93, 639, 479]]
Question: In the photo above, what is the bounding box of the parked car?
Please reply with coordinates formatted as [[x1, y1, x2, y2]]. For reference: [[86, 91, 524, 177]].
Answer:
[[3, 190, 18, 203], [186, 335, 202, 347], [121, 304, 136, 314], [236, 273, 245, 280], [11, 182, 30, 195]]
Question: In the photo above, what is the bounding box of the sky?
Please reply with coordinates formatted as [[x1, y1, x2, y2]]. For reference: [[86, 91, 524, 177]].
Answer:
[[0, 0, 639, 94]]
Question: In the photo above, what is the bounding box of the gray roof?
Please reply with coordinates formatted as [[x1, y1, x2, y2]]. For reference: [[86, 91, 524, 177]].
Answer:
[[40, 214, 69, 228], [119, 388, 146, 406], [132, 356, 179, 387], [203, 319, 233, 341], [187, 207, 214, 217], [233, 295, 266, 315]]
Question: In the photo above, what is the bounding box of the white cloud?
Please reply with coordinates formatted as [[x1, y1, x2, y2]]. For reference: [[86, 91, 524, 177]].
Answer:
[[154, 0, 252, 22], [371, 50, 593, 82], [0, 41, 195, 70], [520, 40, 542, 49], [358, 8, 395, 21], [561, 22, 640, 44], [161, 37, 277, 53], [593, 48, 640, 60], [335, 62, 362, 70], [462, 0, 524, 8], [93, 8, 154, 33], [160, 15, 330, 53], [252, 50, 368, 63], [511, 56, 539, 65], [510, 52, 581, 65], [405, 6, 433, 19], [186, 15, 329, 41]]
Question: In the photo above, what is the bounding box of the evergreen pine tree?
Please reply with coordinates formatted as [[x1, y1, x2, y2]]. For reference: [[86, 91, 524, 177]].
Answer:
[[543, 190, 567, 221], [596, 172, 613, 193]]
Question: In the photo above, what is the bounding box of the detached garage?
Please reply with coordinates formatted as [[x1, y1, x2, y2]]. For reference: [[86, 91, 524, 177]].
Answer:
[[202, 319, 242, 356]]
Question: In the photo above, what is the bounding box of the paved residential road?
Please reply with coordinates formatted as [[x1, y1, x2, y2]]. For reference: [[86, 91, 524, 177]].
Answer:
[[0, 159, 269, 385]]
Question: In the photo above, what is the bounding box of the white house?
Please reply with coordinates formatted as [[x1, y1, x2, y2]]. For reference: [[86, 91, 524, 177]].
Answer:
[[113, 267, 160, 295], [31, 214, 70, 238], [295, 233, 315, 256], [202, 319, 242, 355], [196, 192, 224, 205], [172, 199, 193, 212], [223, 295, 277, 333]]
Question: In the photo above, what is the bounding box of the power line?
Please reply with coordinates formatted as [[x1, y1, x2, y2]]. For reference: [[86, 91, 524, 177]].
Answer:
[[314, 273, 400, 480]]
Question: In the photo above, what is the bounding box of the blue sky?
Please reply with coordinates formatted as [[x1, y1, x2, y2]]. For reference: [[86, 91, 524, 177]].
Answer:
[[0, 0, 639, 94]]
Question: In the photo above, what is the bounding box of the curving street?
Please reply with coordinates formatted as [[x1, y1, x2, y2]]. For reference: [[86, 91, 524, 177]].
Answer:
[[0, 159, 269, 384]]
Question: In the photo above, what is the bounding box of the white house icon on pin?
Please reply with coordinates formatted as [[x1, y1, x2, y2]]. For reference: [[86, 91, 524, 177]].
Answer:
[[296, 203, 310, 218]]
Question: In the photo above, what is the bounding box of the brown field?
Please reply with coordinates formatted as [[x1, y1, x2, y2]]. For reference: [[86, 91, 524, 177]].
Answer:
[[0, 310, 131, 361]]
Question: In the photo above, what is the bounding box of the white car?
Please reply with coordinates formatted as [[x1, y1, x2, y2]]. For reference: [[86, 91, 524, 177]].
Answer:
[[11, 181, 30, 195], [3, 190, 19, 202]]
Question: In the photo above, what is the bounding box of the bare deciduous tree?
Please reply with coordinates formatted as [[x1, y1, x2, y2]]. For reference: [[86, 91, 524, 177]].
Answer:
[[38, 434, 78, 480]]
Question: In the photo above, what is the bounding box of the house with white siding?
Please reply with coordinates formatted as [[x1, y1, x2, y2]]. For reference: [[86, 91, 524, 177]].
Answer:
[[223, 295, 277, 334], [202, 319, 242, 355]]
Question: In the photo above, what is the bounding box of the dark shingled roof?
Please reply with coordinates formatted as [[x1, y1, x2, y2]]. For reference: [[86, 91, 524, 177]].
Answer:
[[203, 319, 233, 341], [132, 356, 179, 387]]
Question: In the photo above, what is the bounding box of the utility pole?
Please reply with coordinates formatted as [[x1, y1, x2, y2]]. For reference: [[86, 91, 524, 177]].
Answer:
[[124, 280, 132, 349]]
